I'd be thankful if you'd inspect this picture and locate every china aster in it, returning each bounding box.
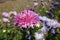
[14,8,40,28]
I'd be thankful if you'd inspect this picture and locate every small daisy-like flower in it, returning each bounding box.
[9,11,17,16]
[54,2,60,5]
[14,8,40,28]
[2,18,10,22]
[28,36,31,40]
[51,29,55,34]
[48,11,54,18]
[57,23,60,28]
[3,30,6,33]
[50,4,55,9]
[41,26,47,33]
[35,32,44,40]
[2,12,10,18]
[33,2,38,7]
[35,24,40,28]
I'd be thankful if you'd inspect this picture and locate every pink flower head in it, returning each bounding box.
[2,12,10,18]
[34,2,38,6]
[14,8,40,28]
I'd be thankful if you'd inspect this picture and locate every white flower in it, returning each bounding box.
[9,11,17,15]
[52,20,58,27]
[45,11,49,13]
[39,16,48,21]
[35,24,40,27]
[2,18,10,22]
[3,30,6,33]
[35,32,44,40]
[46,19,58,28]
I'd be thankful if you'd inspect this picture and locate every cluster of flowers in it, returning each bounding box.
[0,8,60,40]
[13,8,59,40]
[0,2,60,40]
[45,2,60,18]
[50,2,60,9]
[0,11,17,22]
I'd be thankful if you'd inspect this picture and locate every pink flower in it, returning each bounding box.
[34,2,38,6]
[57,23,60,28]
[2,12,10,18]
[14,8,40,28]
[2,18,10,22]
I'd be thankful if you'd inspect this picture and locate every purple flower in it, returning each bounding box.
[48,11,54,18]
[44,21,50,28]
[41,26,47,33]
[28,36,31,40]
[54,2,60,5]
[50,4,55,9]
[51,29,55,34]
[51,2,60,6]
